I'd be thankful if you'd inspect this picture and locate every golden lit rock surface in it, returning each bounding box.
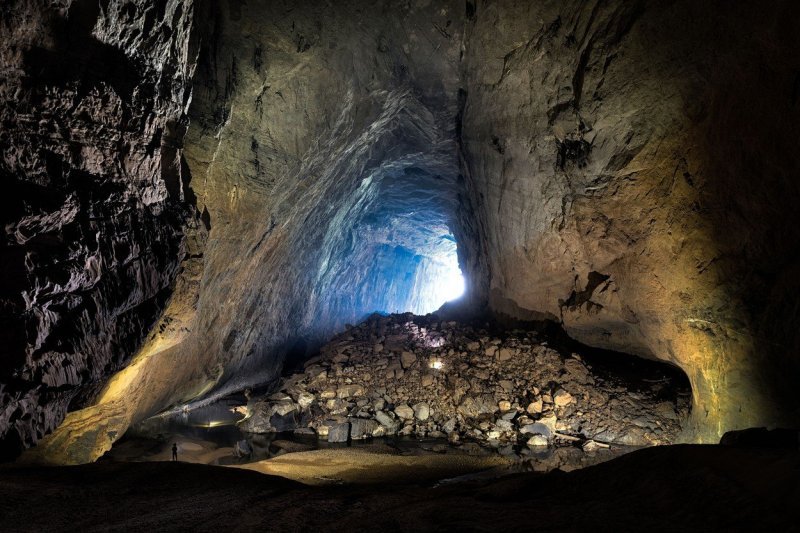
[14,0,800,464]
[459,0,800,440]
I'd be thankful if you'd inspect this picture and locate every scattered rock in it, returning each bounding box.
[400,351,417,369]
[327,423,350,443]
[240,313,689,455]
[394,404,415,420]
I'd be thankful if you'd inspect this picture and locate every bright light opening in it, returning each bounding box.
[440,270,465,302]
[407,232,466,314]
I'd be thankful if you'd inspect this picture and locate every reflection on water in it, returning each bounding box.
[110,396,445,466]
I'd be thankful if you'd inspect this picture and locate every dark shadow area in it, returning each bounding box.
[20,0,143,101]
[691,0,800,424]
[1,444,797,531]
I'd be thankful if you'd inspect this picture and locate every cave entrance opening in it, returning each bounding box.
[315,155,467,331]
[354,163,468,318]
[406,232,465,314]
[380,230,465,316]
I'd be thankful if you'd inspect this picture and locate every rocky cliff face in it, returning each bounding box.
[460,0,800,439]
[23,0,475,464]
[0,0,200,457]
[6,0,800,463]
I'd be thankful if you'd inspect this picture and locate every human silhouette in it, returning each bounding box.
[172,443,178,462]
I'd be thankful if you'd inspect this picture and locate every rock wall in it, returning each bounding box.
[9,0,800,463]
[0,0,200,458]
[460,0,800,439]
[25,0,475,464]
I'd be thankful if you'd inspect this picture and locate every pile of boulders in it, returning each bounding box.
[239,313,689,456]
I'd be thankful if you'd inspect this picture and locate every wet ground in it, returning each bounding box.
[3,444,798,532]
[103,394,640,488]
[102,314,690,482]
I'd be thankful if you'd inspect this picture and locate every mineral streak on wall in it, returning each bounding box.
[4,0,800,464]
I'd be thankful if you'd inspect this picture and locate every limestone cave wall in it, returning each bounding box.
[3,0,800,462]
[0,0,201,458]
[460,0,800,438]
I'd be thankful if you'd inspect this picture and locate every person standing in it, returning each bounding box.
[172,443,178,462]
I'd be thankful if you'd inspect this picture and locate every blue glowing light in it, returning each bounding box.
[405,232,465,314]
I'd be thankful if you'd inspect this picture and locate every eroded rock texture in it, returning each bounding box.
[6,0,800,463]
[0,0,199,457]
[460,0,800,439]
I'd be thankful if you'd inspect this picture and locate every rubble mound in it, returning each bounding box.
[241,314,690,455]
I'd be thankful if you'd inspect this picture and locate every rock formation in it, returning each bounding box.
[2,0,799,462]
[0,0,201,458]
[459,0,800,439]
[240,313,689,454]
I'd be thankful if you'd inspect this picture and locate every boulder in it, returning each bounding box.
[720,427,800,448]
[320,389,337,399]
[297,392,315,409]
[413,402,430,421]
[539,414,558,434]
[526,399,543,414]
[327,422,351,443]
[496,348,514,362]
[554,390,574,407]
[527,435,549,447]
[375,410,396,427]
[336,384,365,399]
[400,351,417,369]
[457,394,497,418]
[520,422,552,439]
[394,404,415,420]
[273,401,298,416]
[349,418,379,440]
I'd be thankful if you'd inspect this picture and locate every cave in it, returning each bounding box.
[1,0,799,530]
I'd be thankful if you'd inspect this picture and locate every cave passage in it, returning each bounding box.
[6,0,800,476]
[327,164,466,318]
[2,0,800,528]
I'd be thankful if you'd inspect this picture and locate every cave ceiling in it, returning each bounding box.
[2,0,800,463]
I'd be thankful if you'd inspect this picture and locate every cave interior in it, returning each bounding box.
[1,0,799,530]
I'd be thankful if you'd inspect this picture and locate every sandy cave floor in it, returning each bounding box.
[0,444,798,532]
